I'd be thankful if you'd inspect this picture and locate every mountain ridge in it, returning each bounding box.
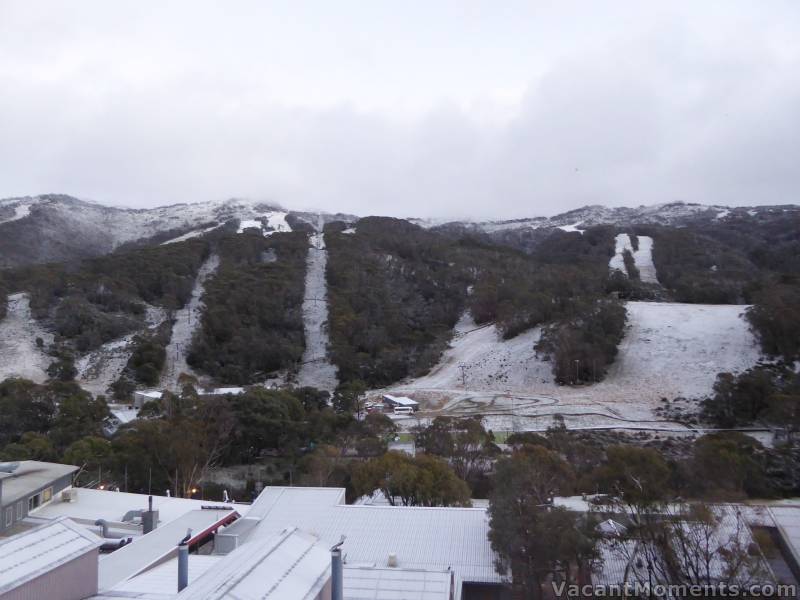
[1,193,798,268]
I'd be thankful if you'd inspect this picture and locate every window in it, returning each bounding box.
[15,501,23,519]
[5,507,12,527]
[28,494,41,512]
[42,487,53,503]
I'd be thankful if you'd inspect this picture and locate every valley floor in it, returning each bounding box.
[377,301,763,435]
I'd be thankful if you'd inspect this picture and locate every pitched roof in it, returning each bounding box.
[0,517,101,594]
[99,508,240,591]
[177,527,330,600]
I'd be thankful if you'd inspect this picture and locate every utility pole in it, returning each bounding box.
[458,364,468,387]
[574,359,580,384]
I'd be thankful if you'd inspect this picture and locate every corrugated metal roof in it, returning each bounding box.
[0,516,101,594]
[344,566,453,600]
[383,395,419,406]
[109,554,220,596]
[242,487,501,584]
[177,527,330,600]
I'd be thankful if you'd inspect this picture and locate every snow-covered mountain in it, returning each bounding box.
[1,194,797,267]
[414,202,800,234]
[0,195,356,267]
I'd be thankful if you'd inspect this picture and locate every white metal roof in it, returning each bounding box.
[177,527,330,599]
[383,395,419,406]
[344,566,453,600]
[99,508,240,591]
[241,486,500,584]
[0,517,101,594]
[109,554,220,597]
[35,487,249,526]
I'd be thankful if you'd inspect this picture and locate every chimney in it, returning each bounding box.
[142,495,159,534]
[177,528,192,592]
[331,538,345,600]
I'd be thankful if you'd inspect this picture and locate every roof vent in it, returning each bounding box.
[387,553,398,568]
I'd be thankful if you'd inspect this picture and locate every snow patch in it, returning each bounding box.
[397,313,551,392]
[631,236,659,284]
[0,202,32,225]
[76,334,136,396]
[265,211,290,234]
[608,233,659,284]
[557,221,584,234]
[0,293,54,383]
[160,254,220,390]
[297,226,338,391]
[236,212,291,236]
[608,233,633,274]
[161,224,221,245]
[76,304,168,396]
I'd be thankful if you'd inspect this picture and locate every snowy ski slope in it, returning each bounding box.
[0,293,54,383]
[608,233,660,284]
[382,302,761,431]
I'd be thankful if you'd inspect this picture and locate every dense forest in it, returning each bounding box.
[187,231,307,383]
[1,239,209,351]
[326,219,626,387]
[325,218,471,387]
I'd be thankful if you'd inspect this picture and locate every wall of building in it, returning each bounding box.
[0,473,74,534]
[2,549,98,600]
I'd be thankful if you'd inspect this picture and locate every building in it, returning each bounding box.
[0,461,78,535]
[92,486,480,599]
[132,390,163,409]
[381,395,419,412]
[133,387,246,409]
[0,516,102,600]
[0,466,507,599]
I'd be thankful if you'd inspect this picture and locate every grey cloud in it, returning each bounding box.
[0,1,798,219]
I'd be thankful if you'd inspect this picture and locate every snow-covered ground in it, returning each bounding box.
[397,313,551,393]
[609,233,633,273]
[608,233,660,284]
[297,220,338,391]
[0,293,54,383]
[379,302,762,433]
[557,221,584,234]
[597,302,760,401]
[160,254,220,390]
[630,235,659,284]
[0,201,32,225]
[161,224,221,245]
[75,305,167,396]
[76,334,137,396]
[236,211,291,236]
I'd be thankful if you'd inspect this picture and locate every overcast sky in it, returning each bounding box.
[1,1,798,219]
